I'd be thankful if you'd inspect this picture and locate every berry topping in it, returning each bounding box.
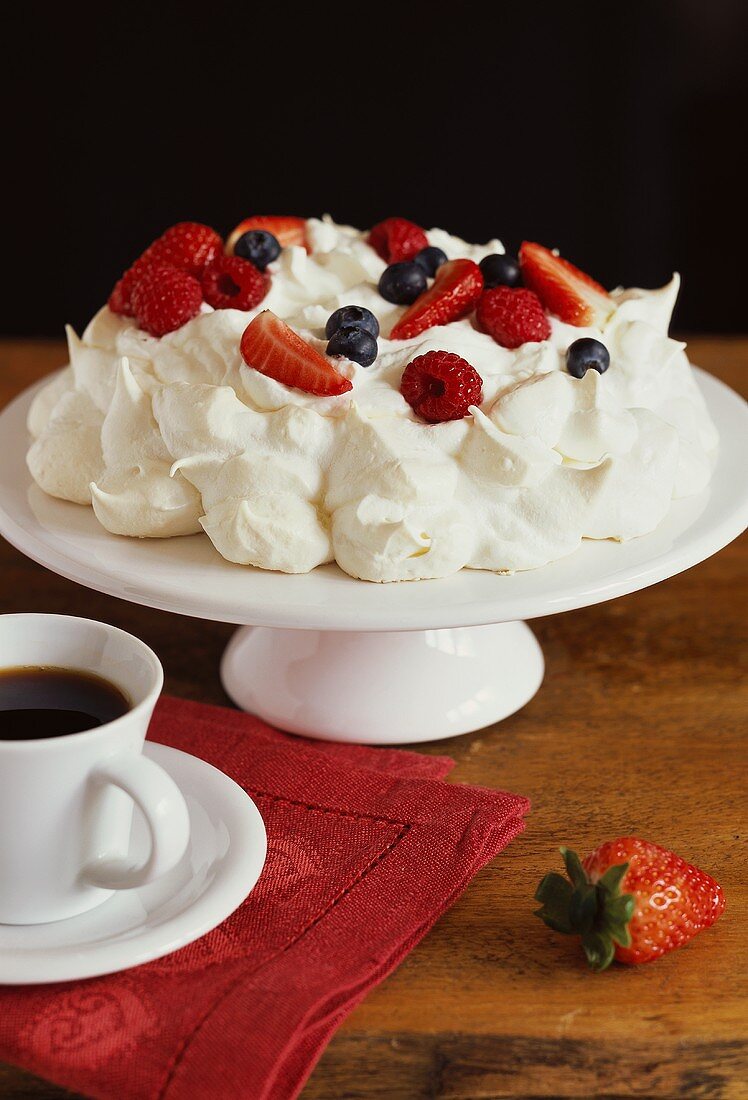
[476,286,551,349]
[234,229,281,272]
[226,215,307,254]
[479,252,521,289]
[108,222,222,316]
[378,262,428,305]
[414,246,448,277]
[368,217,429,263]
[535,838,725,971]
[566,337,610,378]
[108,276,134,316]
[390,258,484,341]
[519,241,613,327]
[326,326,378,368]
[200,255,268,311]
[131,264,204,338]
[400,350,483,423]
[325,305,380,340]
[240,310,353,397]
[146,222,222,277]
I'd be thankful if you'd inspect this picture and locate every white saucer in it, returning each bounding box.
[0,744,267,984]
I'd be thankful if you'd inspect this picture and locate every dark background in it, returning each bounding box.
[4,2,746,337]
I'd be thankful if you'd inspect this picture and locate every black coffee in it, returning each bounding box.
[0,666,130,740]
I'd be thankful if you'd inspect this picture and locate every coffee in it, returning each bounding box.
[0,666,130,740]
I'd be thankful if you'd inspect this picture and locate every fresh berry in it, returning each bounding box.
[226,215,307,254]
[567,337,610,378]
[131,265,203,337]
[535,838,725,971]
[327,326,378,368]
[241,310,352,397]
[390,259,483,340]
[378,262,427,305]
[234,229,281,272]
[414,246,448,277]
[145,222,222,277]
[325,305,380,340]
[519,241,613,327]
[479,252,521,288]
[108,264,147,316]
[108,276,133,315]
[200,255,268,311]
[108,222,221,316]
[476,286,551,349]
[400,350,483,423]
[368,217,429,263]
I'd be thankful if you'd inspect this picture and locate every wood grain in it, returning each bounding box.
[0,337,745,1099]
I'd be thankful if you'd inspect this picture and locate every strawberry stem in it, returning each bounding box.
[534,848,635,972]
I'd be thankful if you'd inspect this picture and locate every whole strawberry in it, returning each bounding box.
[535,838,725,970]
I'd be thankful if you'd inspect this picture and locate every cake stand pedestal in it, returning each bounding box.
[221,622,544,742]
[0,369,746,744]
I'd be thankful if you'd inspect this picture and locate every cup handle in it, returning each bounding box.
[81,753,191,889]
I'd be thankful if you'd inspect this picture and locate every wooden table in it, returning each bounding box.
[0,338,745,1099]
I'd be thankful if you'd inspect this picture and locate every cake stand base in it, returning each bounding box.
[220,621,545,744]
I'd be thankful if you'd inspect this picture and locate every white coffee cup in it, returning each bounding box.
[0,614,190,925]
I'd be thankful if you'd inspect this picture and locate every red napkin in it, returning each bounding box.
[0,696,529,1100]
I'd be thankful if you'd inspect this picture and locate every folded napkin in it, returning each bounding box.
[0,696,529,1100]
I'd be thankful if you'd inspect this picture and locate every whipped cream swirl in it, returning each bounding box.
[27,216,718,581]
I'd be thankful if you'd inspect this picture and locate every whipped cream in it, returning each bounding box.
[27,216,718,581]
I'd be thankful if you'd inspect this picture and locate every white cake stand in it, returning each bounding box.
[1,370,746,744]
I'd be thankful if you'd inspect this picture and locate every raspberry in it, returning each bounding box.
[108,222,221,316]
[400,350,483,423]
[148,222,222,277]
[108,264,147,316]
[476,286,551,349]
[201,255,268,311]
[368,217,429,263]
[131,264,203,337]
[108,275,133,315]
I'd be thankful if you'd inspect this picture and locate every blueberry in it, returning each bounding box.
[566,338,611,379]
[414,246,447,277]
[325,305,380,341]
[234,229,281,272]
[378,262,427,305]
[327,326,378,368]
[479,253,521,289]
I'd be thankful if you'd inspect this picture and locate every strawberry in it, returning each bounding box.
[108,222,221,316]
[226,215,308,254]
[368,217,429,263]
[535,838,725,970]
[131,264,203,337]
[390,259,484,341]
[240,310,353,397]
[519,241,613,328]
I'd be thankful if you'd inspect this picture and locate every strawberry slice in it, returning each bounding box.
[240,310,352,397]
[390,259,484,340]
[519,241,613,327]
[226,216,308,254]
